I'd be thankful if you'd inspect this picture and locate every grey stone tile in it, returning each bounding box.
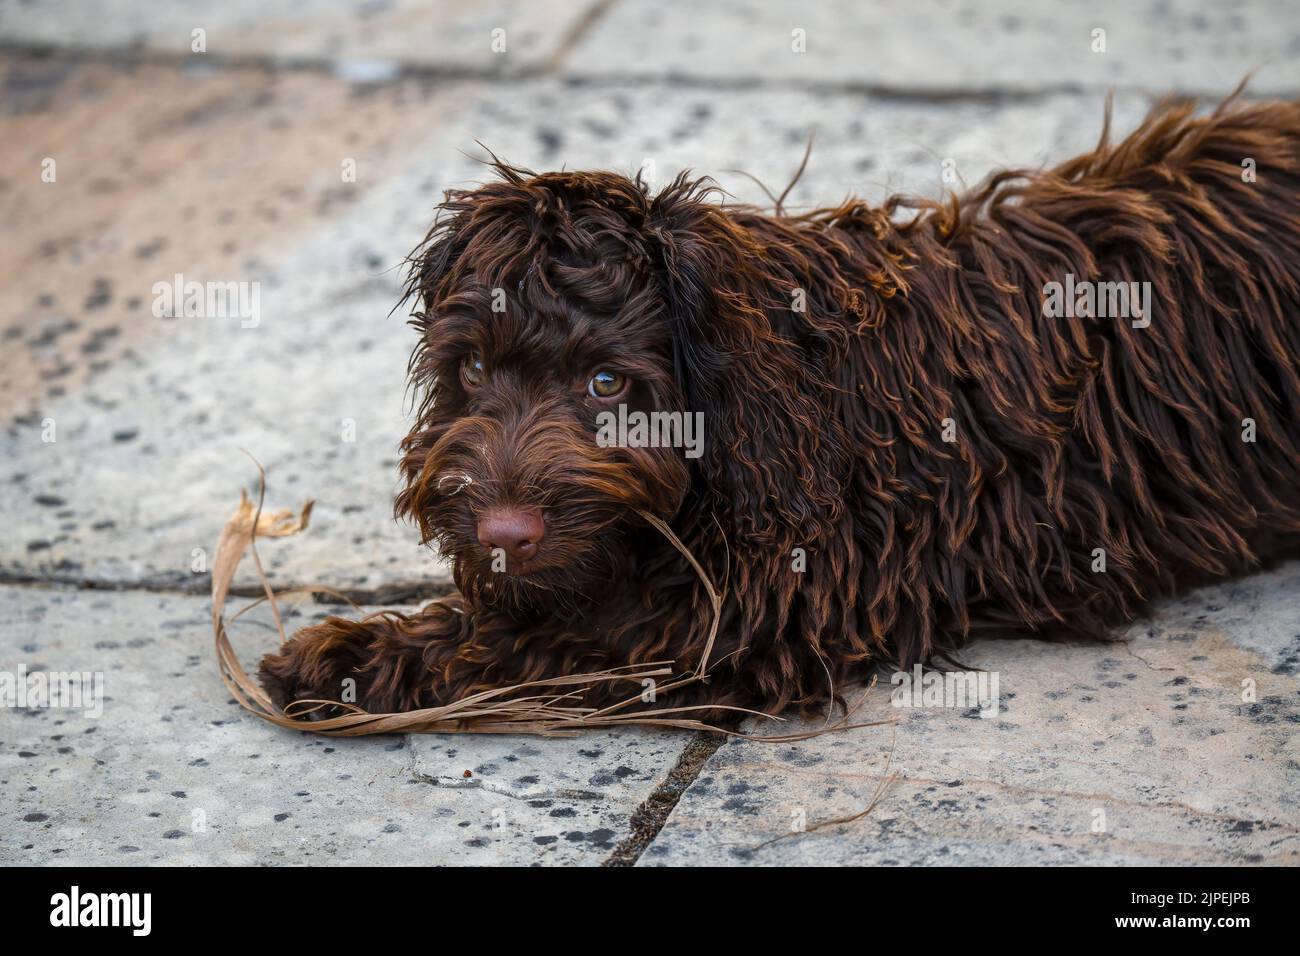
[0,0,599,73]
[0,584,691,865]
[569,0,1300,97]
[640,564,1300,865]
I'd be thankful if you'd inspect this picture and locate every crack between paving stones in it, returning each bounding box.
[540,0,618,75]
[0,571,456,605]
[0,42,1165,103]
[601,730,727,867]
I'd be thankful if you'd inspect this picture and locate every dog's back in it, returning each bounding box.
[757,95,1300,664]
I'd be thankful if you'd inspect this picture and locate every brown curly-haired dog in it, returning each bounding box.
[260,94,1300,720]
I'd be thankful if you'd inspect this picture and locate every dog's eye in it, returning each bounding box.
[461,355,485,388]
[587,370,627,399]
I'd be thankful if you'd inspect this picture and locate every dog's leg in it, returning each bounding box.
[258,588,755,721]
[258,598,472,717]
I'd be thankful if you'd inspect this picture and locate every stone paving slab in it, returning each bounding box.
[0,584,691,865]
[410,730,686,804]
[0,57,473,430]
[639,563,1300,865]
[0,0,599,73]
[571,0,1300,97]
[1,67,1153,594]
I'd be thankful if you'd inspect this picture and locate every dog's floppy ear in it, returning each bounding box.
[645,175,848,551]
[395,182,493,532]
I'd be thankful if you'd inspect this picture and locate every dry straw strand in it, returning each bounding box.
[212,465,893,741]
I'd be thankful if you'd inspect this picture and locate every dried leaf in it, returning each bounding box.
[212,463,893,741]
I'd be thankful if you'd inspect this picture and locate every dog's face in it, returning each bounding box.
[397,168,697,612]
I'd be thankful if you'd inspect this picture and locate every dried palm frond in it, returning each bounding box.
[212,465,891,740]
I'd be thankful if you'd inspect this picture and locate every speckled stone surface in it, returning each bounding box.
[572,0,1300,96]
[0,585,689,865]
[639,563,1300,865]
[0,0,598,73]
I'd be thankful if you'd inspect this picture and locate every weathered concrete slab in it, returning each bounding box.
[1170,564,1300,677]
[640,563,1300,865]
[1,67,1153,593]
[1,272,445,595]
[570,0,1300,97]
[0,0,599,73]
[0,584,691,864]
[0,56,473,429]
[410,730,684,804]
[11,0,1296,98]
[0,57,486,594]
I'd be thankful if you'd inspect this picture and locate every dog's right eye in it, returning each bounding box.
[461,355,485,388]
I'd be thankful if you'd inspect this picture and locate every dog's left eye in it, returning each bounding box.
[587,370,628,399]
[461,354,486,388]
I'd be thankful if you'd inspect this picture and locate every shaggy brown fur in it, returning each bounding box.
[260,94,1300,720]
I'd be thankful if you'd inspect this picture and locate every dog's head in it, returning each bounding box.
[397,161,849,613]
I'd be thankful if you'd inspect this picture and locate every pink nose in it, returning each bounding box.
[476,509,545,564]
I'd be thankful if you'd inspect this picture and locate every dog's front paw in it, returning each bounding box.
[258,619,372,721]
